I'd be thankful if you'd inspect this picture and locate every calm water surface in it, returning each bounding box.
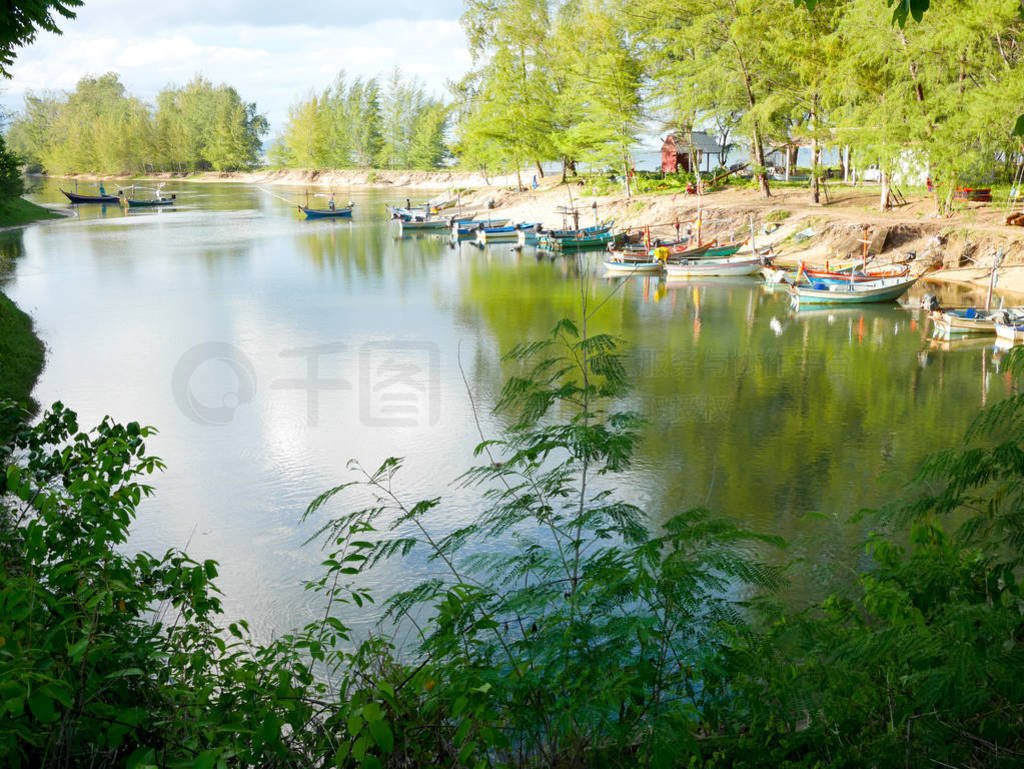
[1,178,1008,639]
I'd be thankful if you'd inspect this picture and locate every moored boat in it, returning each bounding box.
[802,264,910,284]
[931,307,1024,337]
[538,231,617,251]
[789,275,919,305]
[603,259,664,274]
[61,188,120,204]
[995,321,1024,344]
[299,203,354,219]
[476,224,541,245]
[125,195,176,208]
[664,255,764,278]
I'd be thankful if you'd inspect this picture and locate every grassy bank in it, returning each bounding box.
[0,196,62,227]
[0,290,44,414]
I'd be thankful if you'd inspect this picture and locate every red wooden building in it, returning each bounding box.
[661,132,723,174]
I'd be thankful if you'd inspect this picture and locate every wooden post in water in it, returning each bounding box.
[986,250,1004,311]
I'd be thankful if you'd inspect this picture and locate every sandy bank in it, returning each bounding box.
[49,167,525,191]
[50,168,1024,296]
[466,180,1024,298]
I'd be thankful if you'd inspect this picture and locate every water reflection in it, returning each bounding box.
[6,179,1013,641]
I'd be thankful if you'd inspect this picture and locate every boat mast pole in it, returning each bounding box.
[986,250,1004,311]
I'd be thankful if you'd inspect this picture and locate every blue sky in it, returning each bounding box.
[1,1,471,134]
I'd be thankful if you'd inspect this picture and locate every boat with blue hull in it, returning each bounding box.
[789,275,919,306]
[298,203,354,219]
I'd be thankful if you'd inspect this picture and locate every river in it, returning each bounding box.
[0,178,1006,640]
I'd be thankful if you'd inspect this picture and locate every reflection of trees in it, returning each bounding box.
[459,264,1008,603]
[0,228,25,287]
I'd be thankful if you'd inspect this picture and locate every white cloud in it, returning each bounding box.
[1,5,471,134]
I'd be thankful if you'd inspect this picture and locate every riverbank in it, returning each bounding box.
[459,180,1024,297]
[49,167,524,191]
[0,290,44,414]
[49,169,1024,295]
[0,196,63,228]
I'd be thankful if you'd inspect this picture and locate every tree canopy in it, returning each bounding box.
[0,0,82,78]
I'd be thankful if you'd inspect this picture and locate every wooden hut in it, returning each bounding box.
[661,132,723,174]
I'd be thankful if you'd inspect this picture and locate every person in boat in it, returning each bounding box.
[328,195,335,211]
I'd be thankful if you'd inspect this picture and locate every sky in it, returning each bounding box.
[1,0,472,135]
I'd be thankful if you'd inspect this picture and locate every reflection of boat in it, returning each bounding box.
[789,275,919,305]
[665,275,763,291]
[927,335,996,352]
[665,255,763,278]
[61,188,120,204]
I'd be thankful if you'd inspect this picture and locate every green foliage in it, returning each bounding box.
[0,0,81,77]
[271,68,447,170]
[7,74,268,174]
[0,135,24,199]
[0,291,44,434]
[6,298,1024,767]
[305,317,784,766]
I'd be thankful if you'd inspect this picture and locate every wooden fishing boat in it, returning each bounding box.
[397,217,449,232]
[789,275,919,305]
[545,222,614,239]
[538,231,616,251]
[802,264,910,284]
[995,321,1024,344]
[658,241,719,262]
[476,224,540,245]
[299,203,354,219]
[451,220,510,237]
[125,195,176,208]
[931,307,1024,336]
[603,259,664,274]
[700,242,744,258]
[61,188,120,204]
[664,255,764,278]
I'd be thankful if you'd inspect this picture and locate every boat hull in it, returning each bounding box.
[603,260,663,274]
[299,205,353,219]
[125,197,175,208]
[539,233,616,251]
[789,276,919,305]
[61,189,119,204]
[995,322,1024,343]
[665,256,763,278]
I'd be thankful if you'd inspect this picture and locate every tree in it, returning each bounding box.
[0,0,82,77]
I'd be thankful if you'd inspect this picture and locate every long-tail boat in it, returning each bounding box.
[789,275,919,306]
[61,188,120,204]
[299,203,354,219]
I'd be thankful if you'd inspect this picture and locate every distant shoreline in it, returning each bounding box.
[40,168,518,191]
